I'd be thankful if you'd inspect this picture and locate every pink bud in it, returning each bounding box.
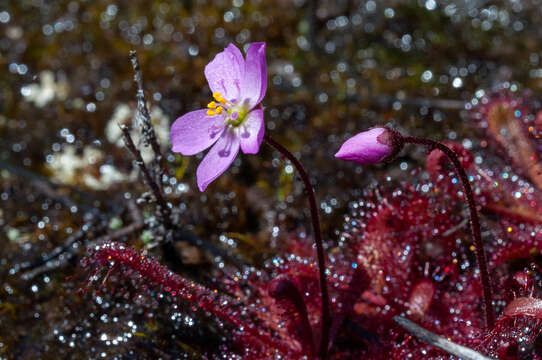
[335,127,402,164]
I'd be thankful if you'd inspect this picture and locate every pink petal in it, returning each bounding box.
[170,109,226,156]
[196,130,240,191]
[238,108,265,154]
[204,44,245,101]
[241,42,267,109]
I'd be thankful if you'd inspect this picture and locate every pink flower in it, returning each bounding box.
[335,127,402,164]
[170,43,267,191]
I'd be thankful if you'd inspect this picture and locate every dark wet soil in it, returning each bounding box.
[2,1,542,358]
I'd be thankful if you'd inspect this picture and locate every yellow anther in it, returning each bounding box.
[207,101,217,109]
[206,109,216,116]
[212,92,227,104]
[215,106,223,114]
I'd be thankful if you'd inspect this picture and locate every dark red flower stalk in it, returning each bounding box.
[264,134,331,359]
[400,134,495,328]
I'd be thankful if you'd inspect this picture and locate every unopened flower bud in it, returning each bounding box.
[334,127,404,164]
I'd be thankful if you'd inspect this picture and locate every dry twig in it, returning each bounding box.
[120,124,173,228]
[129,50,168,178]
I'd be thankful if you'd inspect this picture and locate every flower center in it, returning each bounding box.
[206,92,248,127]
[227,106,247,127]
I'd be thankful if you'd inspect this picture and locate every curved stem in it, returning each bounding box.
[264,134,330,359]
[403,136,495,328]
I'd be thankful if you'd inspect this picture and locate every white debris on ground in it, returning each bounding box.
[46,145,136,190]
[45,103,169,190]
[21,71,69,107]
[105,103,170,163]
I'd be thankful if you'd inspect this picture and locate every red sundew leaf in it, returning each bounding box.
[81,243,298,358]
[348,186,463,305]
[470,89,542,192]
[503,297,542,319]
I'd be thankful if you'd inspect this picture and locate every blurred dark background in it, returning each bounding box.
[1,0,542,358]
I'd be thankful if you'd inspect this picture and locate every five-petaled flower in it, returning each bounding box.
[170,42,267,191]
